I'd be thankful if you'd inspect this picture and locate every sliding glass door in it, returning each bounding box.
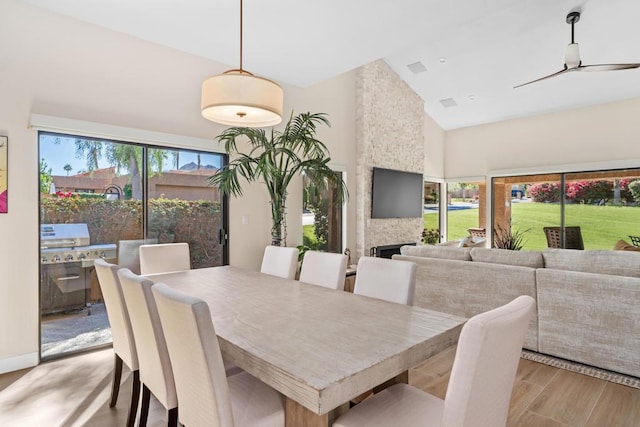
[39,132,227,359]
[492,168,640,250]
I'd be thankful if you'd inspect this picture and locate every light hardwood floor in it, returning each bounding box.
[1,346,639,426]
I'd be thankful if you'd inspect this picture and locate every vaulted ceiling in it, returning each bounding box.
[20,0,640,130]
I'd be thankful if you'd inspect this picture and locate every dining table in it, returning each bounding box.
[145,265,466,427]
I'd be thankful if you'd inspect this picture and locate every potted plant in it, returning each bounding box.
[421,228,440,245]
[209,112,347,246]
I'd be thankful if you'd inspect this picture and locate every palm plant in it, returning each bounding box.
[209,112,347,246]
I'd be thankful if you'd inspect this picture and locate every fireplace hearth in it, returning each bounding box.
[369,242,416,259]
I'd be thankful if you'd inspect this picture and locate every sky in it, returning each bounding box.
[39,134,222,176]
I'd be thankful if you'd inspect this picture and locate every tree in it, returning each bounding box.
[40,159,53,194]
[209,112,347,246]
[63,164,73,176]
[75,139,103,171]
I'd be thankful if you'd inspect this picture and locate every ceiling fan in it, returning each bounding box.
[514,11,640,88]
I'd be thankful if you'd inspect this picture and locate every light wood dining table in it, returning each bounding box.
[146,265,466,427]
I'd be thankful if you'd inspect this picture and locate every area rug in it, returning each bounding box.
[521,350,640,389]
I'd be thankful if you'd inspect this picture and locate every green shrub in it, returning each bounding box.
[41,197,222,268]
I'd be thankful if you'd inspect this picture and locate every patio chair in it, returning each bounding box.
[543,226,584,250]
[467,227,486,239]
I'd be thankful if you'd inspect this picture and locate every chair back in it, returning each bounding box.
[543,226,584,250]
[299,251,348,290]
[260,245,298,280]
[94,259,138,370]
[118,269,177,409]
[152,283,234,427]
[442,295,535,427]
[354,257,416,305]
[117,239,158,274]
[139,242,191,275]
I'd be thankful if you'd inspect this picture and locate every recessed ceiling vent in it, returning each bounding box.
[440,98,458,108]
[407,61,427,74]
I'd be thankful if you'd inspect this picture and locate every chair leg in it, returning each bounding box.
[167,407,178,427]
[139,384,151,427]
[109,354,123,407]
[126,370,140,427]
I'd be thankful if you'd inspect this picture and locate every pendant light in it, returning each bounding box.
[201,0,283,127]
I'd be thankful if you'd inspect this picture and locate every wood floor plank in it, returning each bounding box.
[515,358,559,387]
[585,382,640,427]
[512,410,572,427]
[527,369,606,426]
[507,380,544,426]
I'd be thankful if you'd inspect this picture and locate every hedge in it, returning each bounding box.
[41,196,223,268]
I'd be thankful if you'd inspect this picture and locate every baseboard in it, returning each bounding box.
[0,352,39,374]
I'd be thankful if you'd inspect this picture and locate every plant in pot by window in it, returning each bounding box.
[209,112,347,246]
[421,228,440,245]
[493,220,530,251]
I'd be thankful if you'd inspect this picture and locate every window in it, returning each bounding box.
[492,168,640,250]
[422,181,441,242]
[302,170,344,253]
[446,180,485,241]
[39,132,227,359]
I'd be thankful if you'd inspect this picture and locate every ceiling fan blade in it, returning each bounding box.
[576,63,640,72]
[514,67,569,89]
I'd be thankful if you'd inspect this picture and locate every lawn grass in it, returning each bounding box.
[303,224,319,249]
[424,202,640,250]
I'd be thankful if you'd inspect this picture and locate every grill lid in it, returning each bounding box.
[40,224,90,248]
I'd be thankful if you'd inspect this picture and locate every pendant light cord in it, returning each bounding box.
[239,0,243,72]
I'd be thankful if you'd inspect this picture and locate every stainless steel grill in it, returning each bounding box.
[40,224,116,315]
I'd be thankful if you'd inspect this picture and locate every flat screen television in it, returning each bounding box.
[371,167,423,218]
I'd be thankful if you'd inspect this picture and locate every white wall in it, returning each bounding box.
[445,97,640,177]
[0,0,356,371]
[424,113,445,179]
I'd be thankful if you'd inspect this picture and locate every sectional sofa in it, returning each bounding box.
[393,245,640,378]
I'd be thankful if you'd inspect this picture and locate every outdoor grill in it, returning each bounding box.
[40,223,116,315]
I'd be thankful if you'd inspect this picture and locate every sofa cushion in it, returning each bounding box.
[399,245,471,261]
[537,268,640,376]
[470,248,544,268]
[394,255,538,351]
[542,248,640,278]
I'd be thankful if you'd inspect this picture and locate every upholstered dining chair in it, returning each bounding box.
[260,245,298,280]
[118,268,178,427]
[94,259,140,427]
[353,257,417,305]
[152,283,285,427]
[299,250,349,290]
[333,295,535,427]
[139,242,191,275]
[117,238,158,274]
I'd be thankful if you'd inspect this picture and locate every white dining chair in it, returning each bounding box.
[118,268,178,427]
[299,250,348,290]
[152,283,285,427]
[333,295,535,427]
[94,259,140,427]
[353,257,417,305]
[117,238,158,274]
[139,242,190,275]
[260,245,298,280]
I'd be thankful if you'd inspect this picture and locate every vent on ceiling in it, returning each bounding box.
[407,61,427,74]
[439,98,457,108]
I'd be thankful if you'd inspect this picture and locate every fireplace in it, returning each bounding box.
[369,242,416,258]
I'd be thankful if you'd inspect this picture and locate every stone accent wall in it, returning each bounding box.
[355,60,425,258]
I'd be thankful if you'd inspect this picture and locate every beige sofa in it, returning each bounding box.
[393,245,640,378]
